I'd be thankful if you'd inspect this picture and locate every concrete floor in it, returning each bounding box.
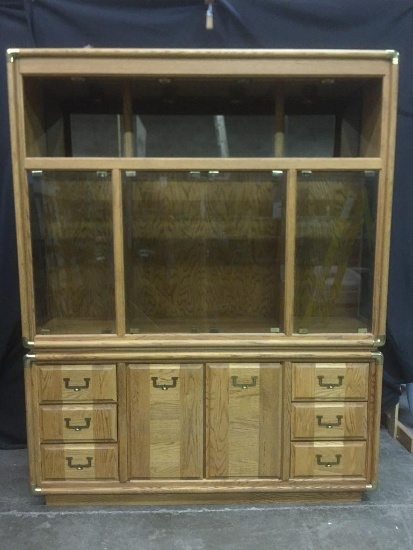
[0,427,412,549]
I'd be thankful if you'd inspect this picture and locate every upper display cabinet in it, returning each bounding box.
[7,48,398,341]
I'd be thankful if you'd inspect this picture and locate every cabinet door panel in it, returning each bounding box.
[127,364,203,479]
[206,363,282,478]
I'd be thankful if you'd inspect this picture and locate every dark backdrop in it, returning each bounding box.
[1,0,413,445]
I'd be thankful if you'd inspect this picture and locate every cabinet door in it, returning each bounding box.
[206,363,282,478]
[127,364,203,479]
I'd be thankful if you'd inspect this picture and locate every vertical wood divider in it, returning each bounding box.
[281,361,292,481]
[123,81,134,157]
[368,356,383,485]
[8,66,36,339]
[117,362,128,483]
[274,84,285,157]
[112,169,126,336]
[284,170,297,336]
[372,65,398,336]
[24,360,38,488]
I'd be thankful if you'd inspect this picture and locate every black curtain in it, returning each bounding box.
[1,0,413,445]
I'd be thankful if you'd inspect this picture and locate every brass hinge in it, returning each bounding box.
[7,48,20,63]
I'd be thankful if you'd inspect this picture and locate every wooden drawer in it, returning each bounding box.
[38,364,117,402]
[40,404,117,442]
[292,362,369,400]
[291,442,366,478]
[291,402,367,440]
[41,444,118,480]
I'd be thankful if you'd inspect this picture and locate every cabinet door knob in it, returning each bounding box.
[63,377,91,392]
[66,456,93,470]
[317,375,344,389]
[151,376,178,390]
[316,414,343,428]
[231,376,258,389]
[316,454,342,468]
[64,417,92,431]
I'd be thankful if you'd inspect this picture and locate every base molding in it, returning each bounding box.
[45,491,363,506]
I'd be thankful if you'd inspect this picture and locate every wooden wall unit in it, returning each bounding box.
[7,48,398,505]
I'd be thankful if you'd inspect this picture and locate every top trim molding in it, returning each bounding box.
[7,47,397,61]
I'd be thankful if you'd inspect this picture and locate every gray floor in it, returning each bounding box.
[0,427,412,549]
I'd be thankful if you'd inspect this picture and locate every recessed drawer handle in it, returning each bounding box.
[316,454,342,468]
[64,417,92,431]
[316,415,343,428]
[66,456,93,470]
[63,377,91,392]
[317,375,344,389]
[231,376,258,389]
[151,376,178,390]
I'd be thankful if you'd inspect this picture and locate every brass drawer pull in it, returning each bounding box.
[316,454,342,468]
[63,377,91,392]
[151,376,178,390]
[231,376,258,389]
[64,417,92,431]
[317,375,344,389]
[316,415,343,429]
[66,456,93,470]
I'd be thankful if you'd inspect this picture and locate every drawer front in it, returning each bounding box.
[41,444,118,480]
[291,442,366,478]
[40,404,117,442]
[38,364,117,402]
[291,402,367,440]
[292,362,369,400]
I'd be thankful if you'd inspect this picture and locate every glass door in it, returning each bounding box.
[294,170,378,333]
[28,170,116,335]
[123,170,286,334]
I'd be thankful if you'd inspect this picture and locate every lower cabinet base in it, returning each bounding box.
[44,491,364,506]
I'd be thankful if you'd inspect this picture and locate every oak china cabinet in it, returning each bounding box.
[7,48,398,504]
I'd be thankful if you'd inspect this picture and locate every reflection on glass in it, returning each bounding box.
[123,171,286,333]
[134,115,275,158]
[28,171,115,334]
[294,171,377,333]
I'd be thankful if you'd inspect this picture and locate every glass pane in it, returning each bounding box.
[123,171,286,333]
[28,170,115,334]
[294,171,377,333]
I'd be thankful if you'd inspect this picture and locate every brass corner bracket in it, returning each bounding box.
[386,50,400,65]
[23,337,35,350]
[7,48,20,63]
[24,354,36,368]
[371,351,383,366]
[373,334,386,348]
